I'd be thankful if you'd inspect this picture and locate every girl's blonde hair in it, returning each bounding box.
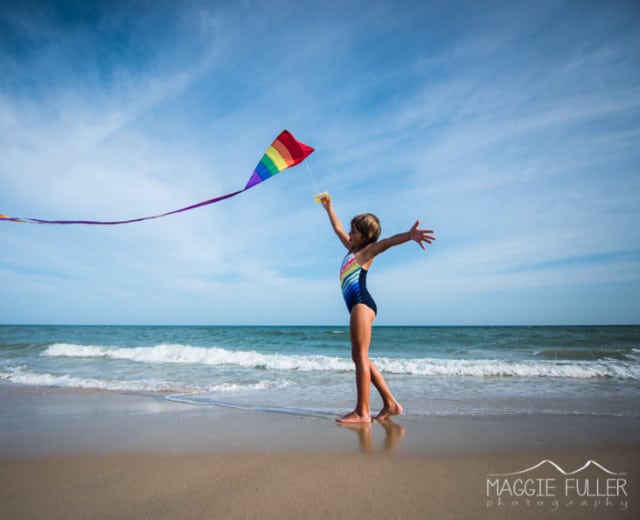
[351,213,381,247]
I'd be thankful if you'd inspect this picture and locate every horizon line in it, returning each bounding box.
[1,323,639,328]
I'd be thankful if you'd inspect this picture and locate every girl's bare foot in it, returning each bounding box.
[374,401,403,421]
[336,410,372,423]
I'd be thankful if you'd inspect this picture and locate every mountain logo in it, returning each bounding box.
[488,459,627,477]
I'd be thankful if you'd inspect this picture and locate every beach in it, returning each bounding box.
[2,325,639,518]
[1,385,638,519]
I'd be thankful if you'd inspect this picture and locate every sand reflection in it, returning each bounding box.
[338,418,406,453]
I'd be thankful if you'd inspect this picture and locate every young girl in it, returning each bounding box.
[321,195,436,423]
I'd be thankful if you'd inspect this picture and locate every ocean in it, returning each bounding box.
[1,325,639,418]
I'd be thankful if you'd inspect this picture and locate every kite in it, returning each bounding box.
[0,130,314,225]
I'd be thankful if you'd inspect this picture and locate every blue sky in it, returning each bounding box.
[1,0,639,325]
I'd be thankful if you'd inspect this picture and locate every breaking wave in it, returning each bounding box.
[41,343,640,380]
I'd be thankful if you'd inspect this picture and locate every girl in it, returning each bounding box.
[321,195,436,423]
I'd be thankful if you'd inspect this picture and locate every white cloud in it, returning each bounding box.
[1,0,639,325]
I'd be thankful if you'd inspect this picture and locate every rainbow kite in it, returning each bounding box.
[0,130,314,225]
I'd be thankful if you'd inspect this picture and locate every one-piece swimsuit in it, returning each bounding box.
[339,252,377,314]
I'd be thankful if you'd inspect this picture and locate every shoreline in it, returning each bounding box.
[2,384,640,457]
[1,385,638,519]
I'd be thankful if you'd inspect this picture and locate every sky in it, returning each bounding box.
[1,0,639,326]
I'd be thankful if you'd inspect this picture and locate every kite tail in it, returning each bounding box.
[0,190,244,225]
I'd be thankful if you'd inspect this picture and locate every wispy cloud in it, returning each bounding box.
[1,0,639,324]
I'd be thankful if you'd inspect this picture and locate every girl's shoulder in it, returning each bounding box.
[353,245,376,269]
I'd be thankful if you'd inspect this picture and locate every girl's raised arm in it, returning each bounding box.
[358,220,435,264]
[321,195,350,249]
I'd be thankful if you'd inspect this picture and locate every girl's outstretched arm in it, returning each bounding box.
[358,220,435,264]
[321,195,350,249]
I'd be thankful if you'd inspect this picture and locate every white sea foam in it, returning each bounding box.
[375,357,640,380]
[41,343,640,380]
[205,380,291,393]
[0,366,291,393]
[43,343,354,372]
[0,366,177,392]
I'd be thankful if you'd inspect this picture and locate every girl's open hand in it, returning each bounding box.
[410,220,436,250]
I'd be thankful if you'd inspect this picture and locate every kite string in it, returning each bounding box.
[304,159,322,194]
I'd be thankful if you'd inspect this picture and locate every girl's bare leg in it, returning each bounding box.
[337,305,403,422]
[369,361,403,420]
[337,304,375,423]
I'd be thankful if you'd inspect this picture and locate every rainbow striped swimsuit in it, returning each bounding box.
[339,253,377,314]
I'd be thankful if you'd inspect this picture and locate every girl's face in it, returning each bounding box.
[349,226,364,248]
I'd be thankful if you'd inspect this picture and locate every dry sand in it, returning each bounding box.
[1,449,636,519]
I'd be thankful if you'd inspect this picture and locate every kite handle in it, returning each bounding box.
[313,190,330,203]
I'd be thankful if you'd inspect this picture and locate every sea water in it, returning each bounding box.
[1,325,639,417]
